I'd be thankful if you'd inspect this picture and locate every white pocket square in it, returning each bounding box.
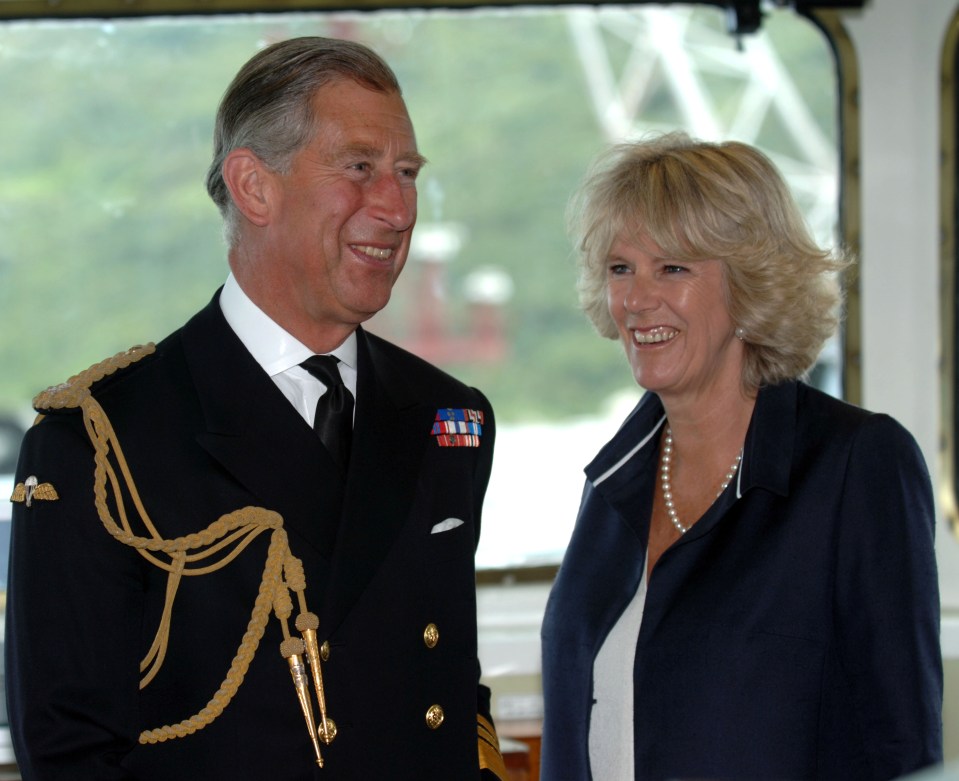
[431,517,465,534]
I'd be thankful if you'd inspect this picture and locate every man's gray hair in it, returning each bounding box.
[205,36,401,246]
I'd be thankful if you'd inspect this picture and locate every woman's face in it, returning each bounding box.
[605,234,745,407]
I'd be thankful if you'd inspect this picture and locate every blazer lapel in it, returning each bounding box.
[585,383,797,554]
[585,393,665,544]
[322,329,434,634]
[181,294,344,558]
[738,380,795,498]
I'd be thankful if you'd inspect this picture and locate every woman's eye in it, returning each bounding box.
[608,263,630,275]
[663,264,687,274]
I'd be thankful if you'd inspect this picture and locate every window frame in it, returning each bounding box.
[941,5,959,536]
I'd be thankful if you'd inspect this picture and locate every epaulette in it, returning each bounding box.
[33,343,156,412]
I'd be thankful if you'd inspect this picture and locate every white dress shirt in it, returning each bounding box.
[218,273,357,427]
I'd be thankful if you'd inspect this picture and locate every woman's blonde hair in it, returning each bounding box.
[568,131,850,390]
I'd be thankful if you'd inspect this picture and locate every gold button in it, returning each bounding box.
[423,623,439,649]
[320,641,330,662]
[317,717,337,745]
[425,704,445,730]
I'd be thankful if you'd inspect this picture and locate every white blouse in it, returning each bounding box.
[588,551,650,780]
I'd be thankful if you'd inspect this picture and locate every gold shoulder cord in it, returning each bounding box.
[34,345,335,767]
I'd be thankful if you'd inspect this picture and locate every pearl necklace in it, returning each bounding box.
[660,427,743,535]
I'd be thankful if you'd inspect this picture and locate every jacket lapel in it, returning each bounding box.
[738,380,795,498]
[585,393,665,544]
[668,382,794,543]
[322,329,435,634]
[572,383,801,649]
[181,293,344,559]
[585,382,797,552]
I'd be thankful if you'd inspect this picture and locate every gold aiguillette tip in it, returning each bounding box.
[280,638,324,767]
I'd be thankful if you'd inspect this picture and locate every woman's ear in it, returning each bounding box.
[221,148,273,227]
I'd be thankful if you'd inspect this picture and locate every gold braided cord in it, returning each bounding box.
[139,553,185,689]
[274,553,316,647]
[274,557,296,639]
[33,344,156,412]
[38,344,319,745]
[139,529,289,743]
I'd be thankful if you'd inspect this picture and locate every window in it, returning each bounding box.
[0,5,840,576]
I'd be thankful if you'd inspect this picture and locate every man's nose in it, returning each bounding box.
[368,174,416,232]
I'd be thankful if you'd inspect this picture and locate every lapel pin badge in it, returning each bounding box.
[11,476,60,508]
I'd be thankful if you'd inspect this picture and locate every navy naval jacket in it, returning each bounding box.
[6,292,502,780]
[541,380,942,781]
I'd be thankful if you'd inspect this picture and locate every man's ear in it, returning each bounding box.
[222,148,273,227]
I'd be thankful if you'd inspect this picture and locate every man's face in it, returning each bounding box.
[260,79,423,339]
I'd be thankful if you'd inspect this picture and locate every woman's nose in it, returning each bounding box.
[623,277,656,314]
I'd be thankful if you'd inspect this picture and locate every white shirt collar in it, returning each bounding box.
[219,273,357,377]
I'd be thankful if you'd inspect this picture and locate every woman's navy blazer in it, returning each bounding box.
[541,380,942,781]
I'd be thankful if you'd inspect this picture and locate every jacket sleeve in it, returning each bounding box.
[478,685,508,780]
[834,413,942,778]
[6,413,143,780]
[470,394,507,781]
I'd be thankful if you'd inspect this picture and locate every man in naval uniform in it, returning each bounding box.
[5,36,506,781]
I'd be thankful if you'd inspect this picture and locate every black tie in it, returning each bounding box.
[301,355,354,471]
